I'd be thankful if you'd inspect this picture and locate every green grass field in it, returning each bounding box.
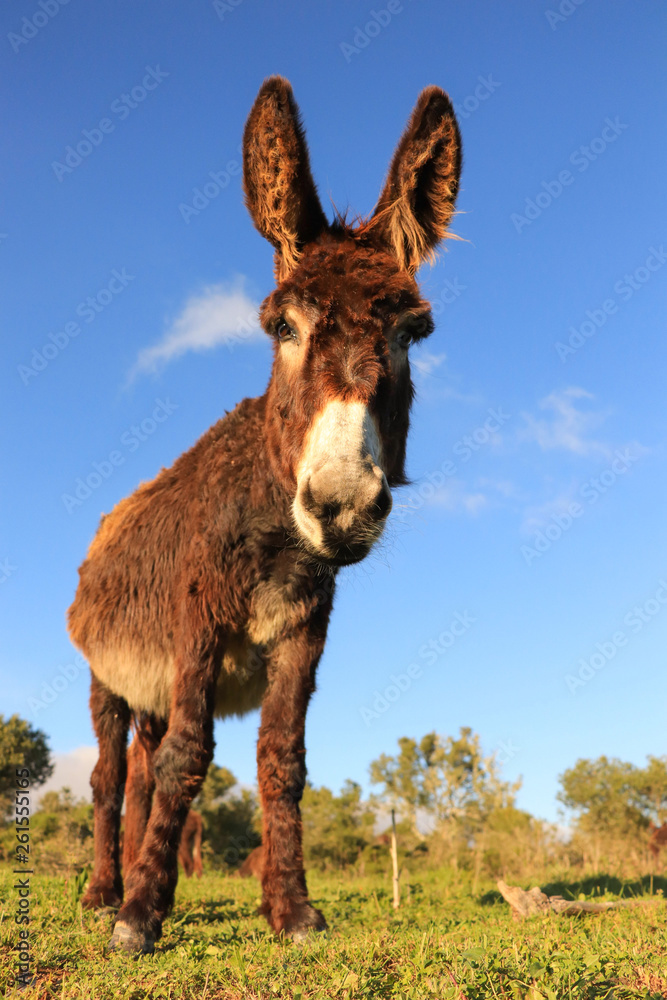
[1,867,666,999]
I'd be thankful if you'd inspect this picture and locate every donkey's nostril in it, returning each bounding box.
[300,481,316,514]
[370,483,392,521]
[320,501,341,523]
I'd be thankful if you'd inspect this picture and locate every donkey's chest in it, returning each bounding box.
[214,573,321,718]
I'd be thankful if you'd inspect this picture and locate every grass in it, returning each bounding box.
[1,866,667,999]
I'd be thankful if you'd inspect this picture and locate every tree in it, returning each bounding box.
[423,727,521,837]
[38,787,82,814]
[301,780,374,869]
[193,763,260,868]
[557,756,647,838]
[370,728,521,842]
[635,756,667,824]
[558,755,667,838]
[369,736,432,839]
[0,714,54,821]
[194,762,236,810]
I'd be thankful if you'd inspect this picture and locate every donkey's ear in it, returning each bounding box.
[243,76,328,280]
[370,87,462,273]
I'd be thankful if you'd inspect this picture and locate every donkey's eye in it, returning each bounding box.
[395,329,413,349]
[276,319,297,343]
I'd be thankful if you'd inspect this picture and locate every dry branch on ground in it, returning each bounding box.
[497,879,662,919]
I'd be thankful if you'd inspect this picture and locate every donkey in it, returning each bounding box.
[649,821,667,863]
[177,809,204,879]
[68,75,461,953]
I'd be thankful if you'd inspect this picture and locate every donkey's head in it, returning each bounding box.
[243,77,461,566]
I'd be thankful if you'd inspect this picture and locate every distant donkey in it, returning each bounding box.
[177,809,204,879]
[648,821,667,863]
[68,75,461,953]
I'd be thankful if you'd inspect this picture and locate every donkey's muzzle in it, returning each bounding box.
[294,460,392,566]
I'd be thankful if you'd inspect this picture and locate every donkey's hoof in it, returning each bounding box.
[290,924,328,944]
[285,904,328,943]
[108,920,155,955]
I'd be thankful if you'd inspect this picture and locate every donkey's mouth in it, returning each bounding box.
[297,524,385,568]
[309,541,372,568]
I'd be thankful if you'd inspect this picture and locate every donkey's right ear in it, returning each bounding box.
[243,77,328,281]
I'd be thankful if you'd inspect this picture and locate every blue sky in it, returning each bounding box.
[2,0,666,825]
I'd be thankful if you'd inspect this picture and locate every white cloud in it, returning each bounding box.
[410,351,484,405]
[478,478,522,500]
[130,278,261,378]
[518,387,611,457]
[412,351,447,376]
[519,485,580,535]
[37,746,97,805]
[428,478,488,514]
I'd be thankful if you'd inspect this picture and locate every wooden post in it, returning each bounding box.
[390,809,400,910]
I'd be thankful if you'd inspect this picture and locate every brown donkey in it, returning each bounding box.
[649,821,667,863]
[68,76,461,953]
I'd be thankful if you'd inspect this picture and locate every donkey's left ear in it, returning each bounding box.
[243,76,328,281]
[370,87,462,273]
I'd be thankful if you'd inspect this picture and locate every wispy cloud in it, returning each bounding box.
[519,485,580,535]
[411,352,484,405]
[129,278,261,379]
[428,478,488,514]
[478,477,522,500]
[518,387,611,457]
[412,350,447,376]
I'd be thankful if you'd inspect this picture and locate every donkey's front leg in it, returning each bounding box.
[109,645,218,954]
[257,629,327,940]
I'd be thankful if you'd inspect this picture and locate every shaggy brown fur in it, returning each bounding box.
[119,808,203,879]
[120,718,203,879]
[178,809,204,878]
[649,821,667,861]
[69,75,461,953]
[236,844,264,880]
